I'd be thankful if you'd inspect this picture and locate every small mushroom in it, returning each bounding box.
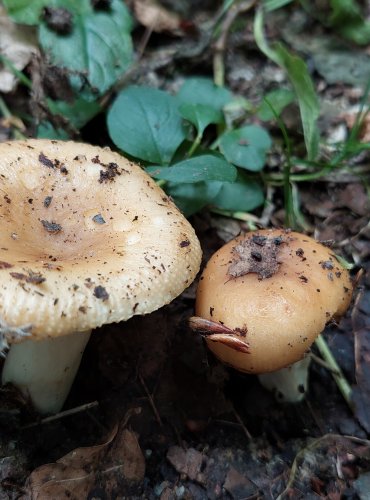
[0,139,202,413]
[191,229,352,403]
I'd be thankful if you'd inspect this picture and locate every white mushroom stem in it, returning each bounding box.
[2,330,91,414]
[257,356,311,403]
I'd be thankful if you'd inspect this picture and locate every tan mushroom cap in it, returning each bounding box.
[0,139,201,339]
[195,229,352,373]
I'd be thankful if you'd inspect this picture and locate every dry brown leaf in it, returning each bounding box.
[343,109,370,143]
[25,414,145,499]
[0,6,38,92]
[166,446,204,482]
[132,0,181,34]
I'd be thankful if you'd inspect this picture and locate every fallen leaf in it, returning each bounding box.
[223,467,257,499]
[132,0,181,34]
[166,446,204,482]
[0,6,38,92]
[25,410,145,498]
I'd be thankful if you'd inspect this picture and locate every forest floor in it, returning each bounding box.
[1,1,370,499]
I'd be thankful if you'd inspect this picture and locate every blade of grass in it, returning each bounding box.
[254,8,320,160]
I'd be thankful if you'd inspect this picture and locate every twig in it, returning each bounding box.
[277,433,370,499]
[314,334,353,410]
[232,407,253,440]
[309,352,340,374]
[22,401,99,428]
[213,0,256,87]
[138,372,163,427]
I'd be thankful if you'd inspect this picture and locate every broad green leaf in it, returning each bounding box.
[212,173,265,212]
[254,9,320,160]
[39,0,133,95]
[47,97,100,129]
[146,155,237,183]
[257,88,295,121]
[177,78,232,112]
[166,181,222,216]
[2,0,48,24]
[179,104,223,135]
[107,86,186,164]
[219,126,271,171]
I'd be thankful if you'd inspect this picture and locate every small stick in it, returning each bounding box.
[138,372,163,427]
[232,407,253,440]
[213,0,256,87]
[22,401,99,428]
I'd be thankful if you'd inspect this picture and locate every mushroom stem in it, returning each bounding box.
[2,330,91,414]
[257,356,311,403]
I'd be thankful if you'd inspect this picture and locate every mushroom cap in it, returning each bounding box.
[0,139,201,339]
[195,229,352,373]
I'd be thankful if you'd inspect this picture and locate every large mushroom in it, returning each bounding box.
[191,228,352,402]
[0,139,202,413]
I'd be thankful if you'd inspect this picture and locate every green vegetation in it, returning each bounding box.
[1,0,369,226]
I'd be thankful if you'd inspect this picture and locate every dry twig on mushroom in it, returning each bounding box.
[0,139,202,413]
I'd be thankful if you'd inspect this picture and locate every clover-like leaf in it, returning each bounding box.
[219,126,272,171]
[146,155,237,183]
[177,78,232,112]
[212,172,264,212]
[107,86,186,164]
[166,181,222,216]
[179,103,223,135]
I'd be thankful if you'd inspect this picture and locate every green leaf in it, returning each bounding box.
[219,125,272,171]
[177,78,232,112]
[257,88,295,121]
[47,97,100,129]
[39,0,133,95]
[166,181,222,216]
[254,9,320,160]
[212,172,265,212]
[37,97,101,139]
[263,0,294,11]
[2,0,48,24]
[179,104,223,135]
[107,86,186,164]
[146,155,237,183]
[37,122,70,139]
[329,0,370,45]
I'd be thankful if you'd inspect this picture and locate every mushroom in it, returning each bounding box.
[190,228,352,402]
[0,139,202,413]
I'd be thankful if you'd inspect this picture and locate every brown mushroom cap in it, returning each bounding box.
[195,229,352,373]
[0,139,201,339]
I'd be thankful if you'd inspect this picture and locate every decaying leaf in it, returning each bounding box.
[132,0,181,34]
[167,446,204,482]
[25,411,145,498]
[344,109,370,143]
[0,6,38,92]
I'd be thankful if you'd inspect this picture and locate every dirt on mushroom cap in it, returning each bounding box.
[195,229,352,373]
[0,139,202,339]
